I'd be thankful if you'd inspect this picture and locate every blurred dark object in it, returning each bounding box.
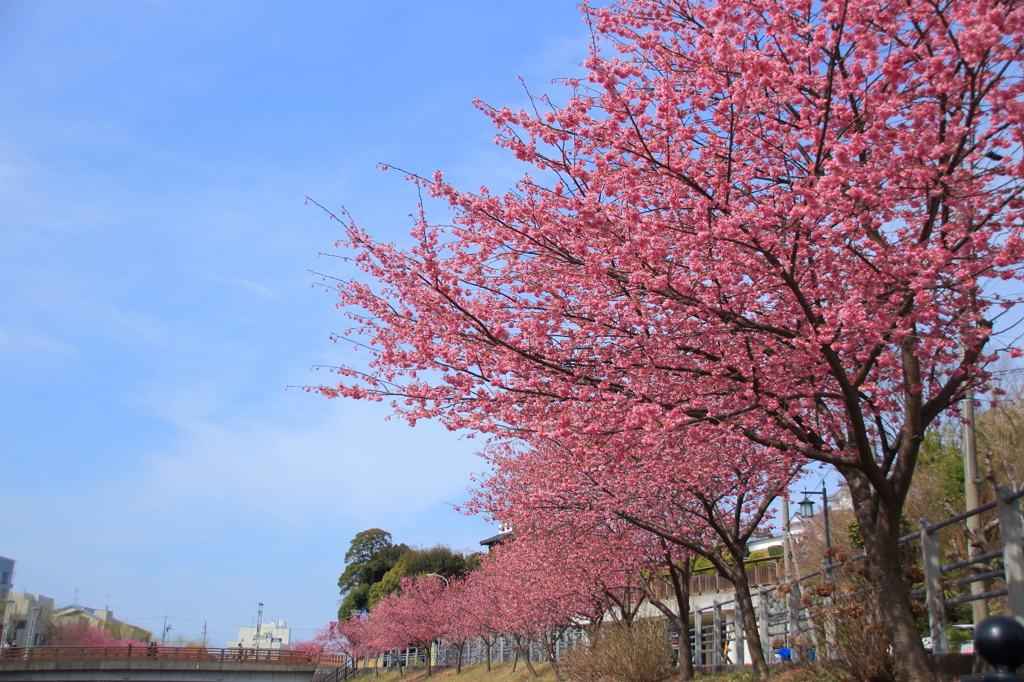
[961,616,1024,682]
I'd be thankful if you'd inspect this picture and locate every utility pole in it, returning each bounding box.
[161,614,168,645]
[782,497,794,580]
[202,621,208,648]
[962,386,988,626]
[25,606,39,647]
[255,603,264,652]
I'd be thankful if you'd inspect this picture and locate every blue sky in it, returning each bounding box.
[0,0,591,645]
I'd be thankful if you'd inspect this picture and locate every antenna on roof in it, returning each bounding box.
[105,595,112,610]
[74,587,80,607]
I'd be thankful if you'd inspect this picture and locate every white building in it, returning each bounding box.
[228,620,291,650]
[8,592,55,647]
[0,557,13,601]
[0,556,14,647]
[51,604,152,642]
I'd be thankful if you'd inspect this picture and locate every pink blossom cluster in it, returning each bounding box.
[44,619,142,647]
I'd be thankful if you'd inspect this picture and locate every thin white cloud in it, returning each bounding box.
[0,327,76,356]
[185,267,274,298]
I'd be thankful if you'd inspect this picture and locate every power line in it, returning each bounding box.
[121,615,320,630]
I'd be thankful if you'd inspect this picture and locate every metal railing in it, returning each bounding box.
[679,484,1024,667]
[916,484,1024,653]
[649,558,787,598]
[312,660,361,682]
[0,644,320,665]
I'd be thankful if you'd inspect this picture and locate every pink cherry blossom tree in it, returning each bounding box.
[43,618,139,647]
[435,578,477,673]
[485,525,642,672]
[474,429,798,679]
[459,569,506,673]
[472,549,556,678]
[321,618,381,668]
[372,577,447,676]
[310,0,1024,678]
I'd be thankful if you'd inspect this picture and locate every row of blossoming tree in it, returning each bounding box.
[296,527,685,680]
[305,0,1024,678]
[294,432,797,681]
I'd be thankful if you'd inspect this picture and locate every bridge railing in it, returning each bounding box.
[0,645,320,665]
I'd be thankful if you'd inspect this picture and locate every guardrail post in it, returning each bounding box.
[759,590,771,664]
[921,518,949,653]
[788,583,801,663]
[819,560,838,658]
[998,485,1024,623]
[693,608,703,667]
[713,601,723,666]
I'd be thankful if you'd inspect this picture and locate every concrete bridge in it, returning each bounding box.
[0,645,353,682]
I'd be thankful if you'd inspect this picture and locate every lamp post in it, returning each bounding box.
[426,573,450,587]
[798,482,831,550]
[424,574,449,668]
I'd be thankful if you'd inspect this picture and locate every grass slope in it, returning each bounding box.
[357,662,559,682]
[354,662,758,682]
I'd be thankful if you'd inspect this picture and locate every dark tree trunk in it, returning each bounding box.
[847,470,936,682]
[731,573,769,681]
[515,639,538,678]
[676,620,695,682]
[642,549,695,681]
[539,630,562,679]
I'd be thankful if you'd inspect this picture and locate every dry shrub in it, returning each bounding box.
[772,665,841,682]
[816,567,897,682]
[825,547,849,563]
[903,565,925,584]
[562,619,672,682]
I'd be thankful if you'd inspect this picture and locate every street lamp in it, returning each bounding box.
[426,573,449,587]
[798,481,831,550]
[424,574,449,670]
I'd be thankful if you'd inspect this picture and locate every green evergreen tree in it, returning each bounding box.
[337,529,409,619]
